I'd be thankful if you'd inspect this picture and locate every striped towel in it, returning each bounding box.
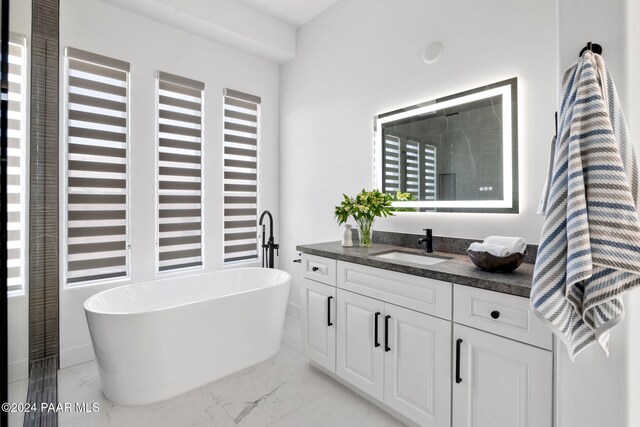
[531,51,640,360]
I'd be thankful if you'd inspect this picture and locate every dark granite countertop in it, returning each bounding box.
[296,241,534,298]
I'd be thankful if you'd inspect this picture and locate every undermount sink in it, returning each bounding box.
[373,251,450,266]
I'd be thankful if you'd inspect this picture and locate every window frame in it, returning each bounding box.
[155,71,205,275]
[222,88,261,266]
[7,33,29,297]
[61,47,131,288]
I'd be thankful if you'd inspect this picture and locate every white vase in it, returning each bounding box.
[341,224,353,247]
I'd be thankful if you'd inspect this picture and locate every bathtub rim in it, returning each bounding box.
[83,267,291,316]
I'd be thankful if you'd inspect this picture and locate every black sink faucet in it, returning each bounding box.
[259,210,279,268]
[418,228,433,253]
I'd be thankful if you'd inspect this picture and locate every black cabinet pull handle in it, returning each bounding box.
[374,312,381,347]
[456,338,463,384]
[490,310,500,319]
[384,315,391,352]
[327,296,333,326]
[312,266,319,272]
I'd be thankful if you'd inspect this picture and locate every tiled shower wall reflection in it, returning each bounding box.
[29,0,59,363]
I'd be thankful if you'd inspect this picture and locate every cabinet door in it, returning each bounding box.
[384,303,451,427]
[336,289,385,401]
[452,324,552,427]
[301,278,336,372]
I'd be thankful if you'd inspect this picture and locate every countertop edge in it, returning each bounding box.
[296,243,533,299]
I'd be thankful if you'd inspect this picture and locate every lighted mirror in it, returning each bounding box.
[374,78,518,213]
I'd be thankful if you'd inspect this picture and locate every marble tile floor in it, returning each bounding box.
[7,376,29,427]
[43,315,406,427]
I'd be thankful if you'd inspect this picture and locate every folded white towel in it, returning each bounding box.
[483,236,527,254]
[468,242,510,258]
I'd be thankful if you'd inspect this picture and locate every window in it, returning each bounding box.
[64,48,130,285]
[422,142,437,201]
[222,89,261,264]
[405,139,437,201]
[7,34,27,295]
[383,134,400,192]
[157,72,204,272]
[383,134,437,201]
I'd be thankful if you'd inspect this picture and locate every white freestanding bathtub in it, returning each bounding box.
[84,268,291,405]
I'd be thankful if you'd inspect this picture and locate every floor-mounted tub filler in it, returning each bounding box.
[84,268,291,405]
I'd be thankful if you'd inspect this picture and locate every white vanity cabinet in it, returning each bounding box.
[382,302,451,427]
[335,288,451,427]
[300,253,553,427]
[452,284,553,427]
[336,288,385,400]
[336,261,452,427]
[452,324,552,427]
[301,254,338,372]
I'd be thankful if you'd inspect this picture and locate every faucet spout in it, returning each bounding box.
[259,210,278,268]
[259,210,274,240]
[417,228,433,253]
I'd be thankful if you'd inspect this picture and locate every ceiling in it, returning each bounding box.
[236,0,340,28]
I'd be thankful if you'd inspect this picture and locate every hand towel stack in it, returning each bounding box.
[468,236,527,258]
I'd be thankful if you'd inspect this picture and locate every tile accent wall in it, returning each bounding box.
[29,0,59,363]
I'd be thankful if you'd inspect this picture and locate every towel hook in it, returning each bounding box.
[579,41,603,57]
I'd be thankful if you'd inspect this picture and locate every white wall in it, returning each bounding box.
[553,1,639,426]
[279,0,557,316]
[624,0,640,425]
[59,0,280,368]
[7,0,31,383]
[280,2,640,425]
[97,0,297,64]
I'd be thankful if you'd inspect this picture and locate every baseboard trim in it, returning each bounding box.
[286,301,301,319]
[60,344,95,369]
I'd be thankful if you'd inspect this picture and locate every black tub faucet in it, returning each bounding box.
[418,228,433,253]
[259,210,279,268]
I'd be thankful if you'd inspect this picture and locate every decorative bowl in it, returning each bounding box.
[467,250,525,273]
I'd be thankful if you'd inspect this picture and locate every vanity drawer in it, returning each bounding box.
[302,254,337,286]
[337,261,452,320]
[453,284,552,350]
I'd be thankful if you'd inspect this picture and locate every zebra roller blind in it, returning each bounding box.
[383,134,400,192]
[422,143,437,201]
[157,71,204,272]
[65,48,130,285]
[223,88,261,264]
[7,34,27,295]
[383,134,437,200]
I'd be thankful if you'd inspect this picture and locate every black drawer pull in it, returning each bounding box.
[490,310,500,319]
[312,266,319,272]
[327,296,333,326]
[384,315,391,352]
[456,338,463,384]
[374,312,381,347]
